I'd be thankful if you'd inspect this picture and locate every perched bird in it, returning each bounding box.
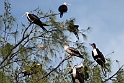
[73,25,79,40]
[63,42,84,59]
[22,12,49,32]
[58,2,71,18]
[90,43,105,67]
[66,19,79,40]
[69,64,84,83]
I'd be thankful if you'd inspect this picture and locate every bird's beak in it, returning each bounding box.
[89,43,93,46]
[64,2,71,6]
[22,13,26,17]
[67,4,71,6]
[63,42,65,45]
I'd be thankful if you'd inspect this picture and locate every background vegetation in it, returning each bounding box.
[0,0,124,83]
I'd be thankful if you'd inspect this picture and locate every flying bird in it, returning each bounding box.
[69,64,84,83]
[63,42,84,59]
[90,43,106,67]
[22,12,49,32]
[58,2,71,18]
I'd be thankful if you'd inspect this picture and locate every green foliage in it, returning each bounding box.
[0,71,13,83]
[112,69,124,83]
[0,0,124,83]
[0,43,13,58]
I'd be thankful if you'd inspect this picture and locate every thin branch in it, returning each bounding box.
[22,23,32,38]
[103,64,124,82]
[41,56,70,79]
[0,24,32,67]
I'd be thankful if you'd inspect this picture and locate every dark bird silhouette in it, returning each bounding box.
[58,2,70,18]
[22,12,49,32]
[63,42,84,59]
[90,43,105,67]
[73,25,79,40]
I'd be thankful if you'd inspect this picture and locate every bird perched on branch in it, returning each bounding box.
[69,63,84,83]
[63,42,84,59]
[58,2,71,18]
[90,43,106,67]
[22,12,49,32]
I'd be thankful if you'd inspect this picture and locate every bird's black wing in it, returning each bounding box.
[29,14,40,21]
[68,47,80,54]
[71,75,76,83]
[96,48,105,63]
[77,73,84,83]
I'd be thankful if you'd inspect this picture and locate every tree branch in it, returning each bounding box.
[103,64,124,82]
[0,24,32,67]
[41,56,70,79]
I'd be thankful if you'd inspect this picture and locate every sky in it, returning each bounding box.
[0,0,124,77]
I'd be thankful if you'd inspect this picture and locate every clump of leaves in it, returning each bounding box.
[1,43,13,58]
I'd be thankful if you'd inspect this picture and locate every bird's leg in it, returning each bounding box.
[29,20,34,24]
[97,58,107,77]
[31,20,34,23]
[69,54,72,58]
[101,67,106,77]
[30,19,35,24]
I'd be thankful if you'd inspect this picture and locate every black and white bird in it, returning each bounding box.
[90,43,105,67]
[69,63,84,83]
[63,42,84,59]
[58,2,71,18]
[22,12,49,32]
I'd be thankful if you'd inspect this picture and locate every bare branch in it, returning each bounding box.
[103,64,124,82]
[41,56,70,79]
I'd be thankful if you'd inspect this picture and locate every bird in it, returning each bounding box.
[63,42,84,59]
[58,2,71,18]
[22,12,49,32]
[69,64,84,83]
[72,25,80,40]
[90,43,106,67]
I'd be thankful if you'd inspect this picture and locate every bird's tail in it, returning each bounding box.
[39,24,48,32]
[79,55,84,59]
[42,23,49,26]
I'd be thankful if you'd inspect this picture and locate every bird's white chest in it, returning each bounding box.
[64,45,69,50]
[27,15,31,20]
[27,14,33,22]
[93,49,98,56]
[72,67,76,78]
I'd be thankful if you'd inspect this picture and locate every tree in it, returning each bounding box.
[0,0,124,83]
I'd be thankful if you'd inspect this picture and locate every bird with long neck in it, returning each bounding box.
[63,42,84,59]
[58,2,71,18]
[22,12,49,32]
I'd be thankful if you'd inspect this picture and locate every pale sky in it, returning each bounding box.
[0,0,124,76]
